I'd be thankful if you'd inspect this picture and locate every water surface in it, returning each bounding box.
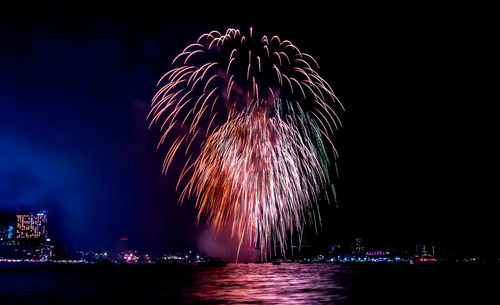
[0,263,495,304]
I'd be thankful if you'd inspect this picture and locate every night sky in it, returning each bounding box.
[0,4,493,256]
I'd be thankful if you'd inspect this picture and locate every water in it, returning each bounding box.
[0,263,496,304]
[190,264,351,304]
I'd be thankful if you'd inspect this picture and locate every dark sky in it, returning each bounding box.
[0,4,493,255]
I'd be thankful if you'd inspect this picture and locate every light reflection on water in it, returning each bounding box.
[1,263,493,304]
[0,263,354,304]
[190,263,351,304]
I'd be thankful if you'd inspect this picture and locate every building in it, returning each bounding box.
[116,237,129,253]
[0,221,16,242]
[16,210,48,240]
[351,237,365,256]
[416,244,436,257]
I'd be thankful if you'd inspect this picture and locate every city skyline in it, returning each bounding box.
[0,206,476,264]
[0,207,488,262]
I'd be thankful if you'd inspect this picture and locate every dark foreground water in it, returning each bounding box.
[0,263,497,304]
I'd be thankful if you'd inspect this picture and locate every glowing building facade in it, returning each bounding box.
[16,210,48,240]
[0,222,16,244]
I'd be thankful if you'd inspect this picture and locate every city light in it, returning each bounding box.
[16,210,48,239]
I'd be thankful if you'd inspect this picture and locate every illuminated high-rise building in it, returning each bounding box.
[16,210,48,240]
[351,237,365,256]
[0,222,15,242]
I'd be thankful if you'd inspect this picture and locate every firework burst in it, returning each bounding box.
[148,28,343,260]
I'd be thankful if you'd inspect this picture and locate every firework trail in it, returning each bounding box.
[148,28,343,260]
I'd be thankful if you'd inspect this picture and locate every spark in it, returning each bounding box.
[149,28,343,260]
